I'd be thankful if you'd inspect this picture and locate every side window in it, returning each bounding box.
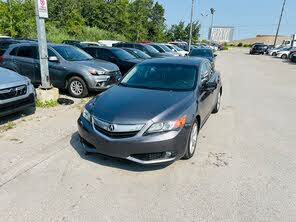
[17,46,38,59]
[10,47,18,56]
[83,48,96,57]
[96,49,113,60]
[200,63,209,83]
[48,49,57,57]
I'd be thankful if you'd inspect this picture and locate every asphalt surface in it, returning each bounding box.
[0,48,296,221]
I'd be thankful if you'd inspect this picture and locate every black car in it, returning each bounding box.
[122,48,151,60]
[188,48,216,66]
[250,44,266,55]
[112,42,167,58]
[82,46,143,75]
[78,57,222,165]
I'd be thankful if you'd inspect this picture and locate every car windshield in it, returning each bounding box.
[112,48,136,60]
[126,49,151,59]
[144,45,160,53]
[159,44,172,52]
[189,49,213,57]
[52,45,93,61]
[169,44,183,51]
[120,63,197,91]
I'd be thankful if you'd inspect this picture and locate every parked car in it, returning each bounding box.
[188,48,216,67]
[290,53,296,63]
[113,42,168,58]
[122,48,151,60]
[165,44,188,56]
[288,48,296,60]
[78,57,222,165]
[82,46,143,75]
[276,47,295,59]
[0,67,35,117]
[62,40,100,48]
[249,44,265,55]
[268,46,284,56]
[169,41,189,51]
[98,40,120,47]
[0,43,121,98]
[147,43,178,57]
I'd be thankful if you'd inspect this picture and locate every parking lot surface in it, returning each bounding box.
[1,48,296,222]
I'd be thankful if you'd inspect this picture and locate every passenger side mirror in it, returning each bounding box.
[110,56,117,63]
[48,56,59,62]
[214,54,217,57]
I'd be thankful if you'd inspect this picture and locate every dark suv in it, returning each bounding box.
[0,43,121,98]
[82,46,143,75]
[250,44,266,55]
[112,42,168,58]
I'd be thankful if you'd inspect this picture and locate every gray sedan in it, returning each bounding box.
[0,43,121,98]
[78,57,222,165]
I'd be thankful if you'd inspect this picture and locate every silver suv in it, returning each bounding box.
[0,67,35,117]
[0,43,121,98]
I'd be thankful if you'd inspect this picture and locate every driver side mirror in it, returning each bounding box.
[214,54,217,57]
[110,56,117,63]
[48,56,59,62]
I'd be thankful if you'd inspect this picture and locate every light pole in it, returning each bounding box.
[34,0,51,89]
[209,8,215,43]
[274,0,287,47]
[200,13,209,41]
[188,0,195,52]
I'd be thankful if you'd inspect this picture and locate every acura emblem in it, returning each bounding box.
[108,124,115,132]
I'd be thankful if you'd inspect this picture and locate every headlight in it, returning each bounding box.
[88,69,105,75]
[146,115,187,134]
[82,107,92,123]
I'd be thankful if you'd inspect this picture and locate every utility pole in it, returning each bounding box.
[274,0,287,47]
[34,0,51,89]
[209,8,215,43]
[188,0,195,52]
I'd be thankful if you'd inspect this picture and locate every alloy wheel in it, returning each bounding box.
[189,123,198,155]
[70,80,84,96]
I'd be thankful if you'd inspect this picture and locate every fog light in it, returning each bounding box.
[164,151,176,158]
[96,82,102,87]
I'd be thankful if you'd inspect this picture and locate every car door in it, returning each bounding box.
[34,48,66,88]
[198,62,215,124]
[13,46,37,82]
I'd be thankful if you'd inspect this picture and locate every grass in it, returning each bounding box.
[36,100,58,108]
[0,121,16,133]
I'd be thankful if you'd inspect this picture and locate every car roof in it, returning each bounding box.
[140,57,205,67]
[8,42,73,48]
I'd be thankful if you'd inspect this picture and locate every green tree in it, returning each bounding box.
[147,2,166,42]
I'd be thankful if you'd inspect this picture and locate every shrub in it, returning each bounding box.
[237,43,243,47]
[224,46,229,50]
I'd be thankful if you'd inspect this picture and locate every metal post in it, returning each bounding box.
[209,8,215,43]
[188,0,195,52]
[274,0,286,47]
[34,0,51,89]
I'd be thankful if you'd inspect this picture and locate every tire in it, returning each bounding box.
[183,121,199,160]
[281,54,288,59]
[68,76,89,98]
[212,90,222,114]
[272,52,276,56]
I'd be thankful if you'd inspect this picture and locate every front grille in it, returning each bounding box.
[131,153,165,161]
[0,85,27,100]
[106,71,121,84]
[0,94,35,114]
[93,123,139,139]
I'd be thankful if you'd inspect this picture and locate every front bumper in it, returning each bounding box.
[0,93,35,117]
[87,72,121,91]
[77,116,191,165]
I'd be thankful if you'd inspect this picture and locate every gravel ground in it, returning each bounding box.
[0,48,296,222]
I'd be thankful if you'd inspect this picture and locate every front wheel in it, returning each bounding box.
[281,54,288,59]
[183,121,199,160]
[272,52,277,56]
[68,76,89,98]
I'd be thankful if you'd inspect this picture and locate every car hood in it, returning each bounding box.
[90,85,194,124]
[0,68,26,87]
[71,59,119,72]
